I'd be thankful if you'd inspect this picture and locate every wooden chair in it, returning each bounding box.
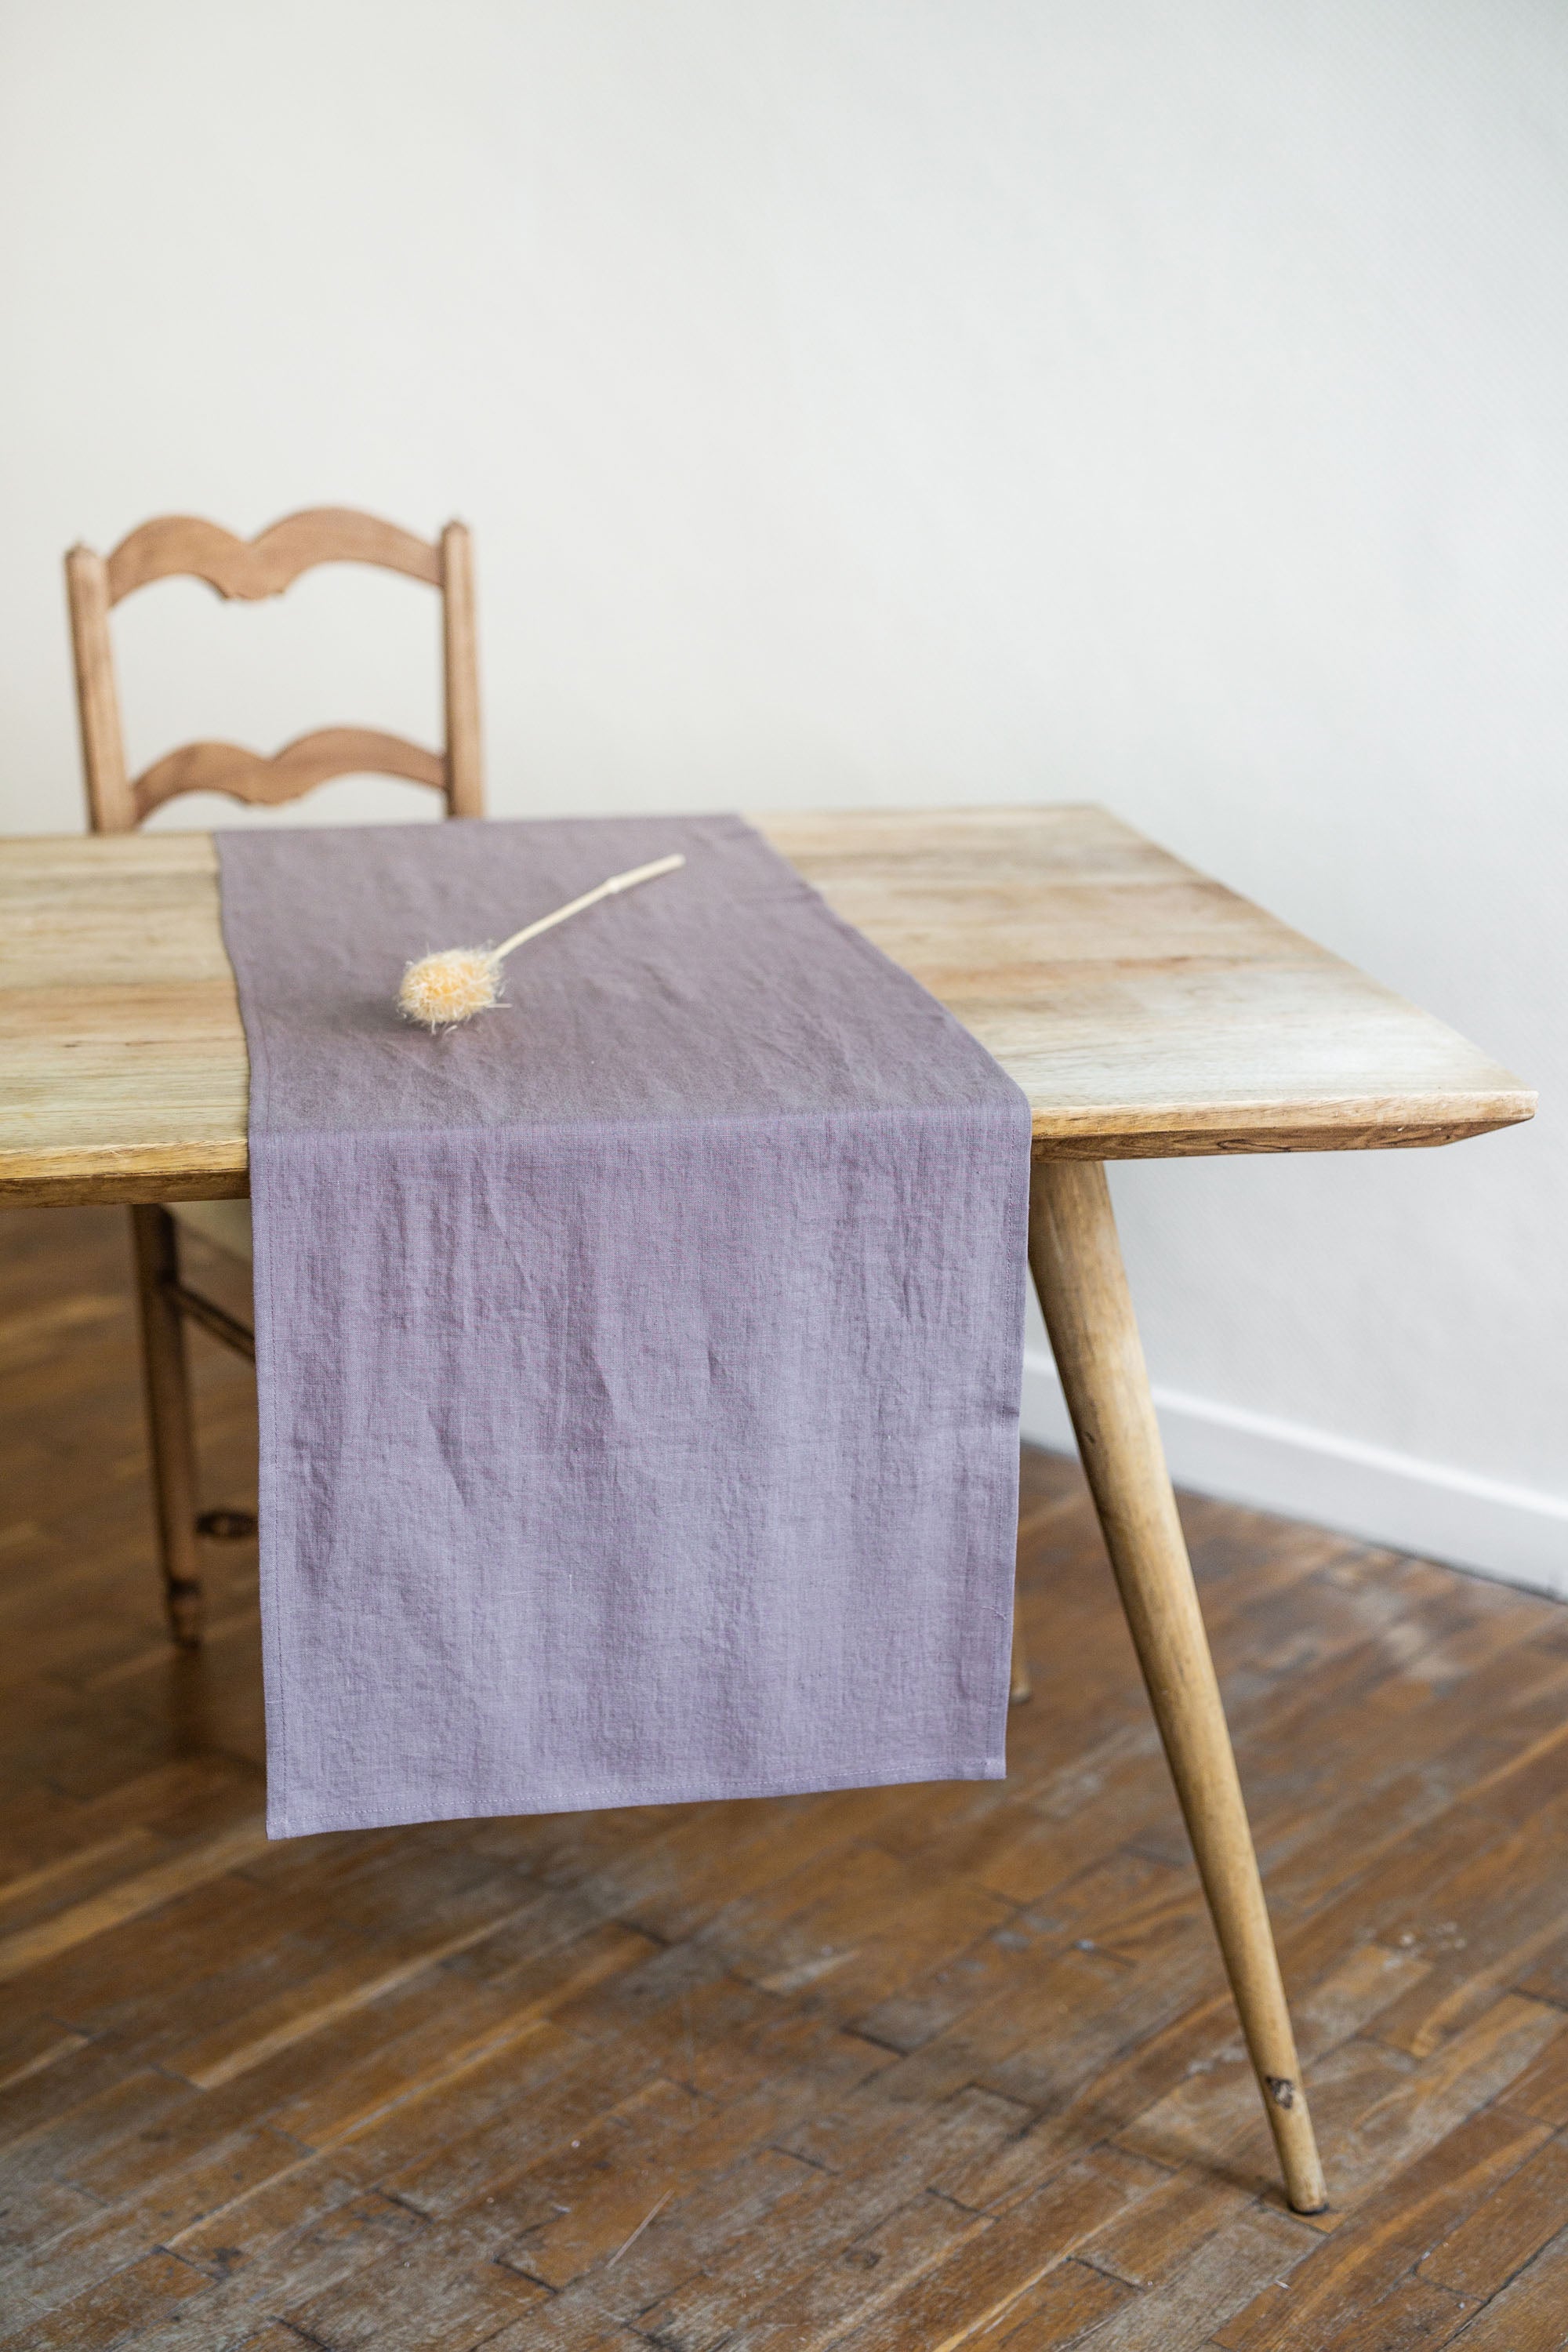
[64,508,483,1646]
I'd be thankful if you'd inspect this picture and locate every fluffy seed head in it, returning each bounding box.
[397,946,502,1031]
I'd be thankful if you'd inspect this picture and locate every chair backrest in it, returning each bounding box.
[65,507,483,833]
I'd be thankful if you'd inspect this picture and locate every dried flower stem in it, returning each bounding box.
[397,852,685,1031]
[492,854,685,960]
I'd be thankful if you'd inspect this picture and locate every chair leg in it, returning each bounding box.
[1028,1156,1327,2216]
[129,1206,203,1648]
[1009,1604,1033,1705]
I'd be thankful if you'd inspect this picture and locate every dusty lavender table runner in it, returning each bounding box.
[216,814,1031,1838]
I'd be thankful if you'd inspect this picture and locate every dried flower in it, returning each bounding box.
[397,946,503,1029]
[397,853,684,1033]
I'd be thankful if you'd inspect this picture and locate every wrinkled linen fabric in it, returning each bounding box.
[215,814,1032,1838]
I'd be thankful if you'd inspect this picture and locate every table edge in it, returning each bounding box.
[0,1090,1537,1208]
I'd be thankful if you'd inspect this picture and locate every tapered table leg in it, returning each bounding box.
[1028,1156,1327,2215]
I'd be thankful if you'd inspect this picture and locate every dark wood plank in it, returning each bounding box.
[1417,2134,1568,2303]
[1437,2223,1568,2350]
[1214,2103,1549,2350]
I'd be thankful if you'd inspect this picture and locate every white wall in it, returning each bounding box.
[2,2,1564,1587]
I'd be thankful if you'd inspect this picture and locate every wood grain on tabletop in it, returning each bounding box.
[3,1203,1568,2347]
[0,804,1534,1204]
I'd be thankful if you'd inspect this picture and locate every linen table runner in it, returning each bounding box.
[216,815,1031,1838]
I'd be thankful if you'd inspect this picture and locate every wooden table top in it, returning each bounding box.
[0,806,1534,1206]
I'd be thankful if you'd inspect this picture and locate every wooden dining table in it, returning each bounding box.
[0,801,1534,2220]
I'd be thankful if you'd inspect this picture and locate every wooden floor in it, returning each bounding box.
[2,1212,1568,2351]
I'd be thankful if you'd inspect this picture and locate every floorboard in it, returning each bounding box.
[1,1206,1565,2350]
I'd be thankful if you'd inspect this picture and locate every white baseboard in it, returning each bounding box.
[1021,1346,1568,1603]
